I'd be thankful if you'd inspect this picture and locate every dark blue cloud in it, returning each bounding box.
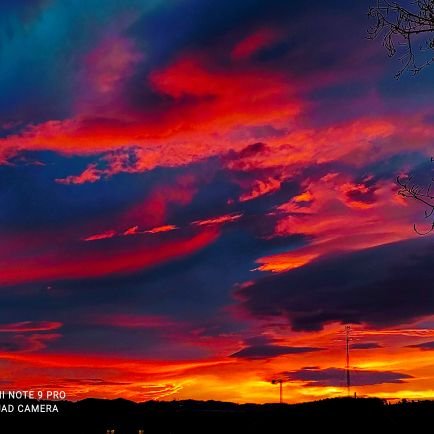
[238,237,434,331]
[230,344,322,360]
[351,342,383,350]
[0,214,307,357]
[0,0,154,125]
[0,151,167,230]
[281,367,412,387]
[407,341,434,351]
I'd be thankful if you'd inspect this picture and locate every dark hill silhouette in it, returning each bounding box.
[1,396,433,433]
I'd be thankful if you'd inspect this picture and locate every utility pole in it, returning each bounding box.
[345,325,351,397]
[271,379,283,403]
[279,380,282,404]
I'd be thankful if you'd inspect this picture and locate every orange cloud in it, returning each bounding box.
[255,253,319,273]
[85,224,178,241]
[0,320,429,403]
[144,224,178,234]
[0,318,432,403]
[192,213,243,227]
[83,230,117,242]
[292,191,314,203]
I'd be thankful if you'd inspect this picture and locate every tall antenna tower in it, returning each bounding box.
[345,325,351,397]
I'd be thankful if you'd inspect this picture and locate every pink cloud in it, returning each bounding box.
[232,28,282,60]
[0,321,62,333]
[84,36,143,94]
[56,164,103,185]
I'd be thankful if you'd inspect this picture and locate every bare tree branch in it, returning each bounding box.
[397,169,434,234]
[368,0,434,77]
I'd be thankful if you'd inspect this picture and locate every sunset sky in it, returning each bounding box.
[1,0,434,404]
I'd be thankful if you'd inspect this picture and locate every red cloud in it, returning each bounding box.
[149,57,300,132]
[0,229,219,286]
[123,226,139,235]
[0,53,301,181]
[93,314,174,329]
[232,28,281,60]
[121,174,198,229]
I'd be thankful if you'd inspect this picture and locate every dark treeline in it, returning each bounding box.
[1,397,434,433]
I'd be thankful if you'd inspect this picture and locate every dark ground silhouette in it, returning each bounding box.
[1,397,433,433]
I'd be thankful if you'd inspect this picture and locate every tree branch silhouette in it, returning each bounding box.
[368,0,434,77]
[397,171,434,234]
